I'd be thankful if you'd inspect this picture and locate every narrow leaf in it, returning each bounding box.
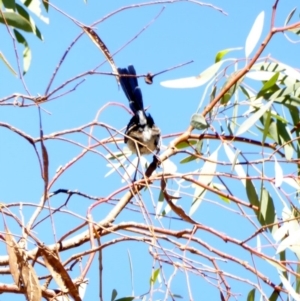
[0,12,33,32]
[245,11,265,58]
[296,264,300,294]
[215,47,242,63]
[268,284,282,301]
[180,155,197,164]
[3,0,16,10]
[5,229,20,285]
[39,245,81,301]
[247,288,255,301]
[5,227,41,301]
[14,29,31,74]
[260,188,277,233]
[262,109,271,145]
[246,178,260,208]
[284,7,297,26]
[274,157,283,187]
[24,0,50,24]
[257,72,280,98]
[82,26,119,85]
[176,140,197,149]
[161,60,225,88]
[246,71,277,81]
[111,289,118,301]
[42,0,49,11]
[190,147,218,215]
[0,51,17,76]
[279,272,300,301]
[150,268,160,285]
[236,99,275,136]
[245,178,265,226]
[15,4,43,39]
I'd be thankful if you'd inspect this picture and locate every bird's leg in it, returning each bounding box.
[133,142,140,182]
[133,156,140,182]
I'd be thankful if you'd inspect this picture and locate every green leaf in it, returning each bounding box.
[190,114,209,130]
[210,85,217,101]
[106,151,126,160]
[220,75,239,105]
[24,0,33,6]
[176,140,197,149]
[172,294,183,298]
[296,264,300,294]
[246,178,265,226]
[3,0,15,10]
[259,188,277,233]
[15,4,43,40]
[180,155,197,164]
[279,250,287,278]
[150,268,160,285]
[0,12,33,32]
[257,72,280,98]
[215,47,242,63]
[221,92,232,105]
[288,27,300,35]
[219,195,230,204]
[0,51,17,76]
[111,289,117,301]
[13,29,31,74]
[245,11,264,58]
[239,85,250,99]
[158,189,164,203]
[196,140,203,154]
[262,109,271,144]
[276,119,294,160]
[42,0,49,12]
[268,284,282,301]
[246,178,260,208]
[247,288,255,301]
[115,298,134,301]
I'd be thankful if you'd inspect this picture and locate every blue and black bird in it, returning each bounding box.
[118,65,161,155]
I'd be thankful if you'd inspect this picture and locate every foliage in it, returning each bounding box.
[1,0,300,300]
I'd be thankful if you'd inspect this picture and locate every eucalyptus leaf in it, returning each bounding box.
[161,60,226,88]
[14,29,31,74]
[190,147,218,215]
[0,12,33,32]
[215,47,242,63]
[236,99,275,136]
[190,114,209,130]
[0,51,17,76]
[245,11,265,58]
[284,7,297,26]
[247,288,255,301]
[3,0,15,9]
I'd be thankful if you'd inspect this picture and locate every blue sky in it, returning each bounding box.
[1,0,300,300]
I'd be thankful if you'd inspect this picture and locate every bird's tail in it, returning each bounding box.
[118,65,144,113]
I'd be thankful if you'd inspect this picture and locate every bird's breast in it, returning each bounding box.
[142,127,152,142]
